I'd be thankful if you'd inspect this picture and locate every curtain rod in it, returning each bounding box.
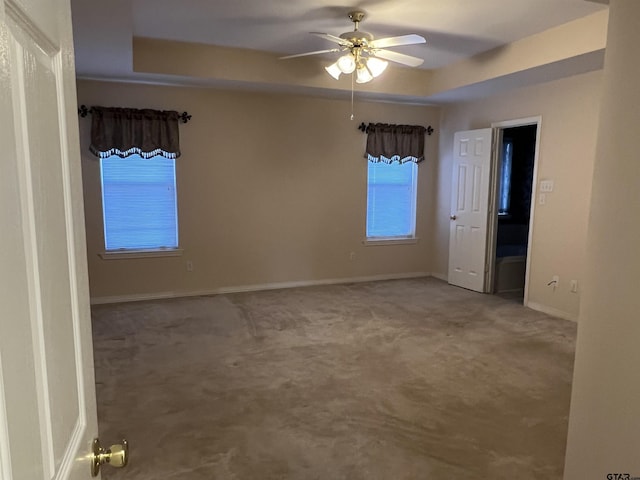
[77,105,192,124]
[357,122,434,136]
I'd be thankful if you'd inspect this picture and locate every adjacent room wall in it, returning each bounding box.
[436,70,602,320]
[77,80,440,302]
[565,2,640,476]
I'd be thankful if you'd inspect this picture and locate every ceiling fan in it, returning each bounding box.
[280,11,426,84]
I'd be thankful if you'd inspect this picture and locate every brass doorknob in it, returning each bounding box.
[91,438,129,477]
[450,215,457,220]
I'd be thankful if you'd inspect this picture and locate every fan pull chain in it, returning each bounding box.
[350,72,355,120]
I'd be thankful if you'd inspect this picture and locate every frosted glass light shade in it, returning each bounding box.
[326,55,387,83]
[325,62,342,80]
[356,64,373,84]
[337,54,356,74]
[367,57,388,78]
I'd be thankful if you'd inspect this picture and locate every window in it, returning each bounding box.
[498,140,513,215]
[100,154,178,252]
[366,161,418,239]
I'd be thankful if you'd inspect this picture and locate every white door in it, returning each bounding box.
[448,128,493,292]
[0,0,100,478]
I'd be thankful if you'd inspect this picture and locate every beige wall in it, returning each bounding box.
[78,80,440,301]
[436,70,603,320]
[565,1,640,477]
[79,71,603,315]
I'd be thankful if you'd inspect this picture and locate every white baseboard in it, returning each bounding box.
[430,272,448,282]
[526,301,578,322]
[90,272,432,305]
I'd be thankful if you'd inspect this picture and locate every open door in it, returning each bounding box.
[0,0,118,478]
[489,122,539,299]
[448,128,494,292]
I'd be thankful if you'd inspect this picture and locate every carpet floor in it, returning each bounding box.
[91,277,576,479]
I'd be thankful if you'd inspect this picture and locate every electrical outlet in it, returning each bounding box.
[539,193,546,205]
[186,260,193,272]
[570,280,578,293]
[349,252,355,261]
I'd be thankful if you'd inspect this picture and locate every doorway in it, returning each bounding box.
[489,120,540,302]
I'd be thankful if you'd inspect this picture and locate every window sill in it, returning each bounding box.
[99,248,184,260]
[363,237,419,246]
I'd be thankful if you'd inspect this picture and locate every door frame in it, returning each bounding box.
[489,116,542,305]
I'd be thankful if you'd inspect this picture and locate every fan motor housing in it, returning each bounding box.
[339,31,373,46]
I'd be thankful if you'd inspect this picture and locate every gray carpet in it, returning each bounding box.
[92,277,576,479]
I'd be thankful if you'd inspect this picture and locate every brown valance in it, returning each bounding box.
[89,106,181,159]
[364,123,426,164]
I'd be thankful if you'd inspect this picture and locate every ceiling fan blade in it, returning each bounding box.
[373,49,424,67]
[310,32,353,47]
[369,34,426,49]
[279,48,340,60]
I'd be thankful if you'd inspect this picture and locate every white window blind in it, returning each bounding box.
[100,154,178,251]
[366,161,418,238]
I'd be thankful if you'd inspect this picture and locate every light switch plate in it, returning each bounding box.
[540,180,554,193]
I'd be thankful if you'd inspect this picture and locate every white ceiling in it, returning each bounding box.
[71,0,607,92]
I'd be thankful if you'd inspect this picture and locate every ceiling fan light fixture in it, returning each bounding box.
[366,57,388,78]
[355,64,373,84]
[325,62,342,80]
[337,54,356,74]
[296,11,425,86]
